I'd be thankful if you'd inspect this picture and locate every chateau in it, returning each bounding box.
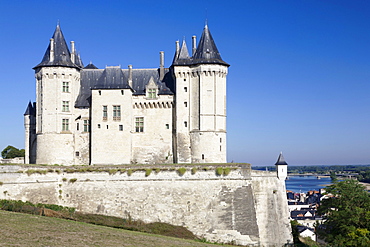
[24,24,229,165]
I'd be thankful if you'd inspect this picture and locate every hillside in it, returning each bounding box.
[0,210,232,247]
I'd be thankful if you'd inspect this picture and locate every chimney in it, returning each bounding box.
[70,41,75,63]
[192,35,197,56]
[128,65,133,88]
[50,38,54,62]
[175,40,180,59]
[159,51,165,81]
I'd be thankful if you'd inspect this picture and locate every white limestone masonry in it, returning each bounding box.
[0,165,292,246]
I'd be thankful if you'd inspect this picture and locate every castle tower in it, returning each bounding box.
[172,25,229,163]
[24,102,36,164]
[275,152,288,180]
[33,24,83,165]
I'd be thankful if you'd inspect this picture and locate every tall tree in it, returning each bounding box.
[317,179,370,246]
[1,145,24,159]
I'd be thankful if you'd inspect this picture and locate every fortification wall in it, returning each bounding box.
[0,165,291,246]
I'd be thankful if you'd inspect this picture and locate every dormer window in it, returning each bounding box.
[146,76,158,99]
[147,88,156,99]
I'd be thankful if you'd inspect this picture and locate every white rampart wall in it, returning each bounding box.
[0,165,292,246]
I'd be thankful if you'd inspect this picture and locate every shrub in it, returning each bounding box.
[224,167,231,176]
[47,168,54,173]
[0,182,3,186]
[154,168,161,174]
[145,169,152,177]
[127,169,133,176]
[108,169,118,175]
[119,169,126,174]
[58,190,62,194]
[55,169,61,174]
[216,167,224,176]
[62,178,67,182]
[26,169,36,176]
[69,178,77,183]
[191,167,197,175]
[177,168,186,176]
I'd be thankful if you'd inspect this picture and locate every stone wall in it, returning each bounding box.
[0,164,292,246]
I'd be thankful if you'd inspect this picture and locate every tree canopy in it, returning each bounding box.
[317,179,370,246]
[1,145,25,159]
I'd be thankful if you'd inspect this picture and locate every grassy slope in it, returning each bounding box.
[0,211,231,247]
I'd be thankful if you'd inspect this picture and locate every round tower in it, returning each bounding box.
[173,25,229,163]
[33,25,82,165]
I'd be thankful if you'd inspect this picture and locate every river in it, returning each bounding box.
[285,175,332,193]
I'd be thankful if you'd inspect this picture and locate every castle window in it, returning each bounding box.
[62,119,69,131]
[147,89,156,99]
[75,151,79,157]
[135,117,144,132]
[99,90,101,95]
[165,124,169,129]
[184,78,186,81]
[62,82,69,92]
[103,106,107,120]
[202,154,205,160]
[77,123,79,131]
[184,87,187,92]
[83,120,90,132]
[184,102,187,107]
[113,105,121,120]
[98,124,101,128]
[119,125,123,131]
[121,90,124,95]
[62,101,69,112]
[184,121,187,128]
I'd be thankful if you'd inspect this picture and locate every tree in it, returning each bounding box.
[317,179,370,246]
[1,145,25,159]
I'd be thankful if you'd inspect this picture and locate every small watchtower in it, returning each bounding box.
[275,152,288,180]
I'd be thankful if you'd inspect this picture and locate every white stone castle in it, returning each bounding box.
[24,24,229,166]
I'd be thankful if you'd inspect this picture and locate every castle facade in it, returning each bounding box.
[24,25,229,165]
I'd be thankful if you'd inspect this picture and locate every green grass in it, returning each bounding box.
[0,210,234,247]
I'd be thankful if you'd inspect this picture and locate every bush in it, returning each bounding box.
[69,178,77,183]
[108,169,118,175]
[0,182,3,186]
[127,169,133,176]
[154,168,161,174]
[145,169,152,177]
[191,167,197,175]
[224,167,231,176]
[177,168,186,176]
[216,167,224,176]
[62,178,67,182]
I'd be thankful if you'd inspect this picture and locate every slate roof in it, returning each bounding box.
[84,63,98,69]
[33,25,82,70]
[275,152,288,166]
[75,67,174,108]
[172,25,229,67]
[24,101,35,116]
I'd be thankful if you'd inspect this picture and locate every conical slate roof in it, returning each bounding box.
[172,40,191,66]
[33,25,80,69]
[192,25,229,66]
[275,152,288,166]
[24,101,35,116]
[171,25,229,67]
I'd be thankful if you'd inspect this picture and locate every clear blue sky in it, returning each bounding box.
[1,0,370,166]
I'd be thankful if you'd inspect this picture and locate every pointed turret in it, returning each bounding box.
[33,24,80,70]
[172,40,191,65]
[192,25,229,66]
[275,152,288,180]
[24,101,35,116]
